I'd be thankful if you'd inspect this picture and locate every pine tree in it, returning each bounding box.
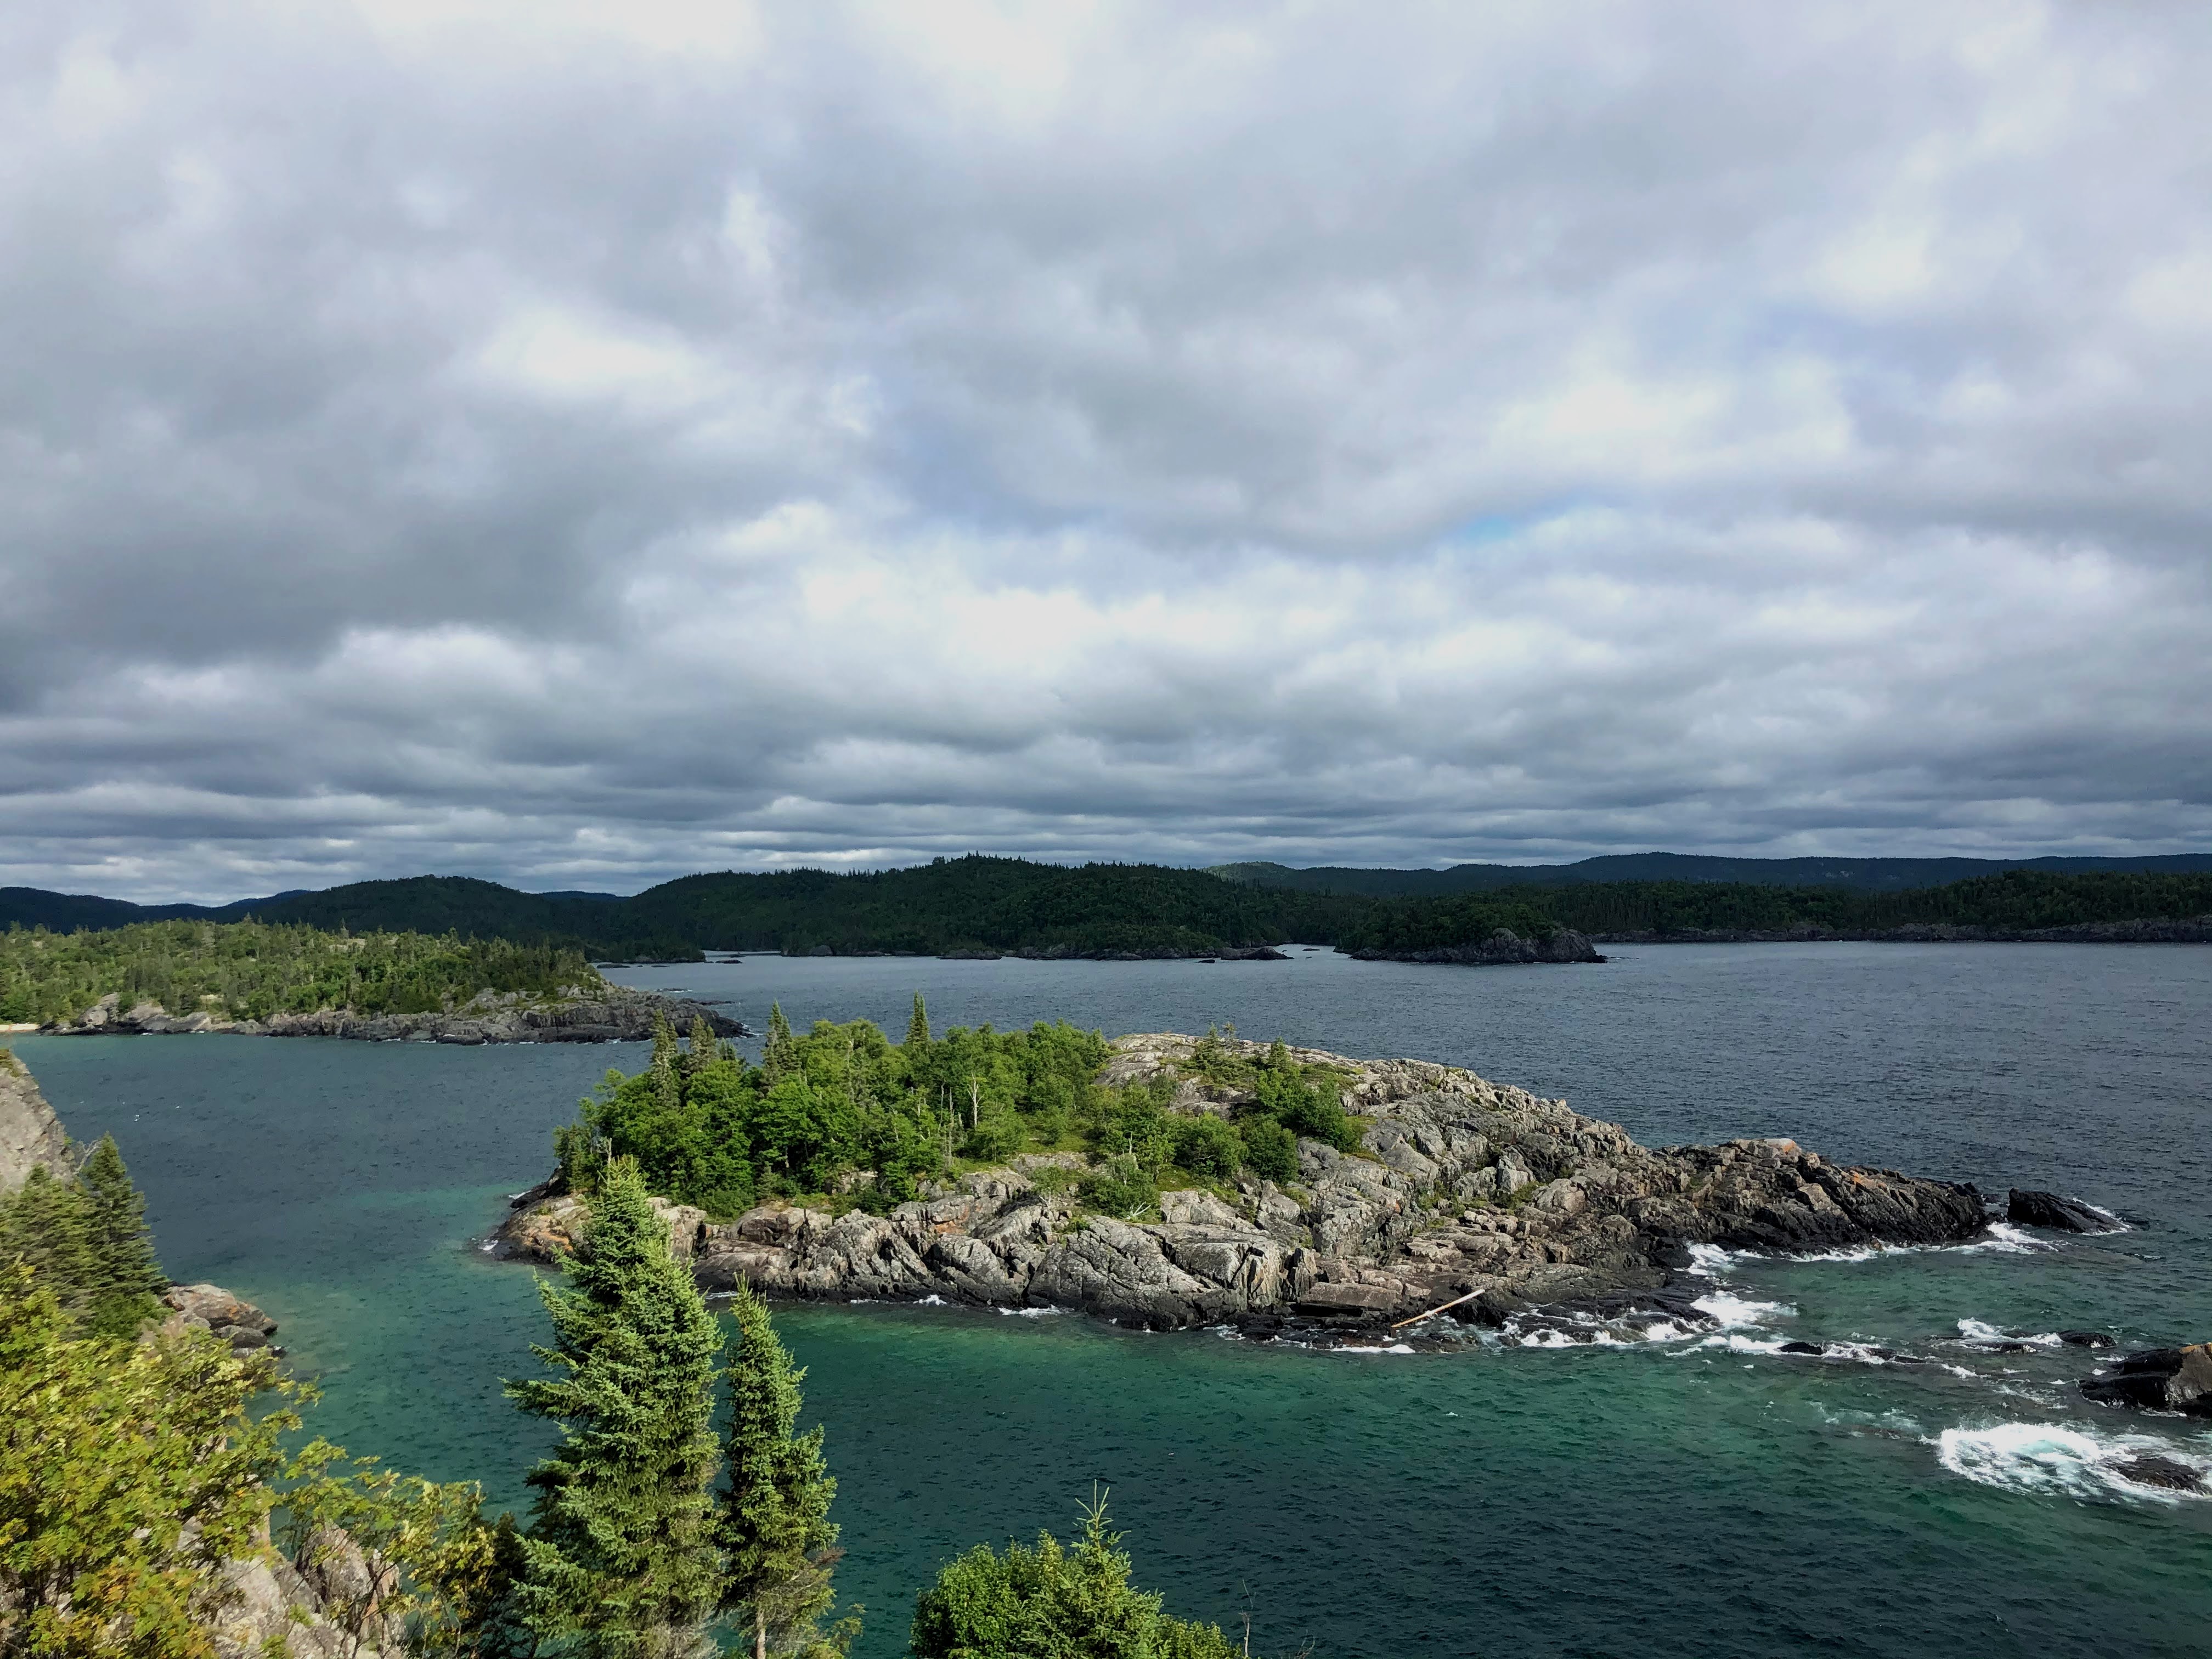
[0,1167,97,1318]
[720,1285,847,1659]
[76,1135,167,1339]
[903,994,930,1049]
[685,1015,726,1077]
[650,1014,682,1115]
[763,1005,796,1084]
[506,1159,726,1659]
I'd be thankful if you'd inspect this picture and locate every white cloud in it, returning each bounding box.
[0,0,2207,900]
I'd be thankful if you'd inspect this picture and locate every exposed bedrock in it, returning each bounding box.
[2080,1344,2212,1417]
[1,1047,71,1190]
[41,988,745,1044]
[497,1033,1988,1331]
[2006,1188,2122,1234]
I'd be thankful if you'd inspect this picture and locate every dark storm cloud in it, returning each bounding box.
[1,2,2208,900]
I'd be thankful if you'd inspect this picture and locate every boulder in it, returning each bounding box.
[2007,1189,2120,1233]
[2080,1344,2212,1415]
[2114,1455,2203,1492]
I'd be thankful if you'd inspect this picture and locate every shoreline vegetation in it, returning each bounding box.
[1,1048,1250,1658]
[0,919,745,1041]
[5,860,2211,969]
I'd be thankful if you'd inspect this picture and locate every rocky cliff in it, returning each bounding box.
[38,986,746,1044]
[496,1032,1987,1335]
[0,1048,70,1192]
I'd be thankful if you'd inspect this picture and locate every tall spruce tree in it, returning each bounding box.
[506,1159,726,1659]
[76,1135,167,1339]
[763,1005,796,1084]
[720,1285,847,1659]
[685,1015,726,1077]
[0,1167,96,1319]
[903,995,930,1049]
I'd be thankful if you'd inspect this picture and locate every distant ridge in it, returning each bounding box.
[1205,851,2212,896]
[5,855,2211,958]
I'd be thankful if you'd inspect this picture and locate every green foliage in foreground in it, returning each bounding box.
[909,1494,1240,1659]
[721,1286,849,1659]
[0,917,605,1026]
[0,1272,300,1659]
[564,1008,1357,1222]
[0,1135,167,1340]
[506,1160,728,1658]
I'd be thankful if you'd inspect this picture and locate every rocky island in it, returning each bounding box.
[497,1031,1986,1335]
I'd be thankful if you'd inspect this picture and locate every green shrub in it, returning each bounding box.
[1236,1116,1299,1185]
[1078,1156,1158,1221]
[910,1496,1238,1659]
[1170,1116,1240,1181]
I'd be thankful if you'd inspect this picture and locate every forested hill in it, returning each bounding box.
[5,859,2212,960]
[1210,850,2212,896]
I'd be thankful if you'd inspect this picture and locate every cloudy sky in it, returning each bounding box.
[4,2,2209,901]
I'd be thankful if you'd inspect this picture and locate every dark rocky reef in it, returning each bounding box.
[1348,928,1605,966]
[2080,1344,2212,1417]
[41,987,746,1044]
[2006,1188,2122,1233]
[498,1032,1987,1333]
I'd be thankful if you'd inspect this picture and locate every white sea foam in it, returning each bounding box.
[1685,1243,1739,1277]
[1336,1341,1418,1356]
[1691,1290,1795,1328]
[1957,1319,2061,1346]
[1935,1421,2209,1503]
[995,1304,1060,1318]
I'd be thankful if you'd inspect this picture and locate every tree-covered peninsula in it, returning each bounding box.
[0,919,604,1030]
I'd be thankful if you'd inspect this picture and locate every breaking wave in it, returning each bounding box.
[1935,1421,2210,1503]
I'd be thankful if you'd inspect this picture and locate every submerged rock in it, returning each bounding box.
[2080,1344,2212,1416]
[501,1031,1991,1333]
[2007,1189,2121,1234]
[2114,1455,2203,1492]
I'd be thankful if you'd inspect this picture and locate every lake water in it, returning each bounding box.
[12,943,2212,1657]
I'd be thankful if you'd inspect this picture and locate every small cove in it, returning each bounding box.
[12,943,2212,1657]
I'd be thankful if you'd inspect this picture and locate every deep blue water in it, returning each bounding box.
[11,943,2211,1657]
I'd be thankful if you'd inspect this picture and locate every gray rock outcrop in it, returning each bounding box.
[162,1282,282,1356]
[40,987,744,1045]
[497,1032,1987,1331]
[0,1048,70,1192]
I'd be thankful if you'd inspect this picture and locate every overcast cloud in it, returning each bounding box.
[2,1,2208,901]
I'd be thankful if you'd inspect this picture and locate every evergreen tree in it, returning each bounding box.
[720,1286,847,1659]
[903,994,930,1049]
[763,1005,796,1084]
[909,1494,1237,1659]
[506,1159,726,1659]
[685,1015,726,1077]
[0,1167,96,1318]
[650,1014,682,1115]
[76,1135,167,1339]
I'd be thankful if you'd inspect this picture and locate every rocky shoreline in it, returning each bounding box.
[33,986,748,1044]
[1347,928,1605,966]
[495,1032,1988,1336]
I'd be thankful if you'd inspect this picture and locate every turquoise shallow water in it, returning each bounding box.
[12,944,2212,1656]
